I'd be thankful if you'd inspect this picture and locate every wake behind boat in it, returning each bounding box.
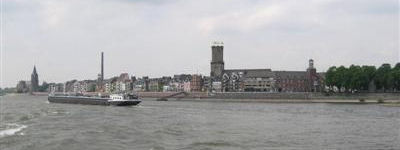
[48,93,141,106]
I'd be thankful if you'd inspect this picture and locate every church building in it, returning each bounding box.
[210,42,324,92]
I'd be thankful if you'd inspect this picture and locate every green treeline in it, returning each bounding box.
[325,63,400,93]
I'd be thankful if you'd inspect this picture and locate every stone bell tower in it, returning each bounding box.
[210,41,225,81]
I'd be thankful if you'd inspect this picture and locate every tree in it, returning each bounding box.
[348,65,363,92]
[391,63,400,91]
[336,66,348,92]
[325,66,337,91]
[325,63,400,93]
[361,66,376,91]
[38,82,49,92]
[375,64,392,92]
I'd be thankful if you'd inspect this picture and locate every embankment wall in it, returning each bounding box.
[136,92,400,100]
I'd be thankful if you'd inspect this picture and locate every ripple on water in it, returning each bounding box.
[186,140,241,149]
[40,108,70,116]
[0,123,27,138]
[154,126,185,136]
[18,115,31,121]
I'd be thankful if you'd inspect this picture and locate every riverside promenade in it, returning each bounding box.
[137,92,400,104]
[141,98,400,104]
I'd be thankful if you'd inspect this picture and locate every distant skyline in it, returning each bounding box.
[1,0,399,87]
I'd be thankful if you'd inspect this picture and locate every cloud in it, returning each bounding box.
[2,0,398,87]
[40,1,69,28]
[198,4,284,34]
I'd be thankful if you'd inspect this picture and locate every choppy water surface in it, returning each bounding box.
[0,95,399,150]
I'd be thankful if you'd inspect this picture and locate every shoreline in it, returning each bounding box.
[6,93,400,105]
[142,97,400,104]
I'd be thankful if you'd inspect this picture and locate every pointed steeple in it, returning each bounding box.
[33,65,37,74]
[31,65,39,92]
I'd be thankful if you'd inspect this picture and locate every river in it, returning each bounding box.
[0,94,399,150]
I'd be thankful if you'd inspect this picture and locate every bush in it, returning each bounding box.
[359,99,365,103]
[377,99,384,103]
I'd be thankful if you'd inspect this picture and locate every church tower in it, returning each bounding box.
[31,65,39,92]
[210,42,225,81]
[306,59,318,92]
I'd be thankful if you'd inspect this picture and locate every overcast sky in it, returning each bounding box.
[1,0,399,87]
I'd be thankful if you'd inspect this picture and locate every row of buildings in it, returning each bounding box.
[17,42,325,94]
[48,73,208,93]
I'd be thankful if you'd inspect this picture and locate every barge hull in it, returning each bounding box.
[48,96,142,106]
[48,96,110,105]
[108,101,141,106]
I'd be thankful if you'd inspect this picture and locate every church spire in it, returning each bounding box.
[33,65,37,74]
[31,65,39,93]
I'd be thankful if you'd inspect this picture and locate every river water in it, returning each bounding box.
[0,95,399,150]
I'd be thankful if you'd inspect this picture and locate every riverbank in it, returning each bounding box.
[381,103,400,107]
[142,97,400,104]
[137,92,400,100]
[18,92,400,104]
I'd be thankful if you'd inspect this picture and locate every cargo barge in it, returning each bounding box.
[48,94,141,106]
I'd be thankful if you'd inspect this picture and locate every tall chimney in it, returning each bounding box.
[101,52,104,81]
